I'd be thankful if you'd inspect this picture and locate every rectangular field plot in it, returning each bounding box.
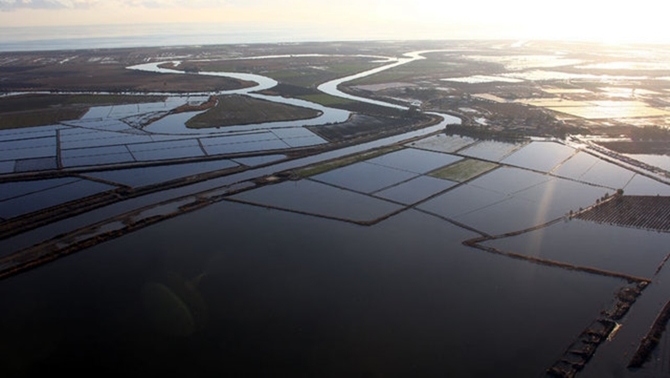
[501,142,576,172]
[270,127,318,139]
[0,126,59,142]
[229,180,403,223]
[468,167,550,195]
[485,219,670,278]
[201,133,279,147]
[64,119,130,132]
[374,176,457,205]
[0,160,14,174]
[365,148,462,174]
[0,177,79,202]
[0,137,57,151]
[281,135,328,148]
[132,146,205,161]
[84,160,238,188]
[61,145,136,167]
[232,154,286,167]
[203,139,290,155]
[626,154,670,171]
[60,130,153,149]
[14,157,58,172]
[419,166,606,234]
[201,132,291,155]
[578,160,636,189]
[429,159,498,182]
[127,139,205,161]
[551,151,599,179]
[407,134,476,153]
[417,184,507,220]
[61,145,130,159]
[62,152,136,168]
[312,161,418,194]
[454,197,544,234]
[0,179,115,219]
[513,177,606,206]
[623,175,670,196]
[458,140,526,162]
[0,145,56,161]
[553,152,636,189]
[459,177,604,235]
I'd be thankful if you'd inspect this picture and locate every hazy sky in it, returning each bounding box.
[0,0,666,43]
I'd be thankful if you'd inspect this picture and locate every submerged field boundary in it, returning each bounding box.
[459,193,655,378]
[628,299,670,368]
[0,180,255,281]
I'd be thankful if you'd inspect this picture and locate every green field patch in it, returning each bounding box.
[185,94,321,129]
[0,109,86,130]
[0,94,166,130]
[429,159,498,182]
[294,146,403,178]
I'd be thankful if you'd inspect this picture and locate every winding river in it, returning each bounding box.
[126,50,454,132]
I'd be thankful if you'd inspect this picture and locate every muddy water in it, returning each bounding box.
[0,200,624,377]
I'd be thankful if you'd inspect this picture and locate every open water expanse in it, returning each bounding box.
[0,23,404,52]
[0,200,626,376]
[3,39,670,377]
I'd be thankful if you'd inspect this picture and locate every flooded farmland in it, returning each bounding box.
[3,40,670,378]
[4,129,670,377]
[0,201,625,377]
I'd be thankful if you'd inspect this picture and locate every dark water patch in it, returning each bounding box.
[0,179,114,219]
[469,166,551,195]
[229,179,403,223]
[365,148,462,174]
[552,151,599,177]
[374,175,457,205]
[418,183,506,221]
[85,160,238,188]
[13,157,58,172]
[0,177,79,202]
[0,145,55,161]
[502,142,576,173]
[232,154,286,167]
[0,202,623,377]
[624,174,670,196]
[312,161,418,194]
[459,140,524,162]
[130,145,205,161]
[280,135,327,148]
[0,161,14,174]
[202,139,290,155]
[62,152,136,168]
[485,218,670,279]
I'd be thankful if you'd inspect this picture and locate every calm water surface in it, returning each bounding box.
[0,200,623,377]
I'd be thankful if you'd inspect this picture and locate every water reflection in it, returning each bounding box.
[0,202,624,377]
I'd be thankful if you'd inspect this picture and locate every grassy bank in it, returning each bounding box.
[185,95,321,129]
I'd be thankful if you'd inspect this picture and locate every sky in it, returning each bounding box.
[0,0,667,44]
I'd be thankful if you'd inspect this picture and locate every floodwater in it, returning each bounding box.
[3,130,670,377]
[486,218,670,279]
[4,47,670,377]
[0,201,624,377]
[626,153,670,171]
